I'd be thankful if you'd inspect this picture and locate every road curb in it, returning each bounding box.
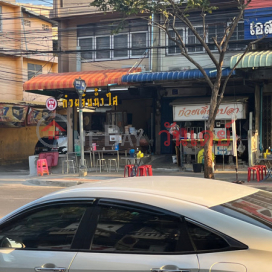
[26,179,87,187]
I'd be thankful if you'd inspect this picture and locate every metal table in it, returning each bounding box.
[93,150,119,173]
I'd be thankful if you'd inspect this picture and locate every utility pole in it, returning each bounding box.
[73,77,87,177]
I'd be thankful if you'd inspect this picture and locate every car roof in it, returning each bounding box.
[40,176,259,207]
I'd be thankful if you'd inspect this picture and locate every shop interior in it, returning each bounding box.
[73,94,155,154]
[173,119,248,167]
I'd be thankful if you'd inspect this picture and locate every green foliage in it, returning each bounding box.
[90,0,218,16]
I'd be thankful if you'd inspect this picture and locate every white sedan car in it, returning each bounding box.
[0,176,272,272]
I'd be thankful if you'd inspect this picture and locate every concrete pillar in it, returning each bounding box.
[67,106,73,152]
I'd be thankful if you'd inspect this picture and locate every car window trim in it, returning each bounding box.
[1,198,96,224]
[98,198,181,218]
[185,218,248,254]
[85,198,196,255]
[0,199,96,252]
[72,199,99,250]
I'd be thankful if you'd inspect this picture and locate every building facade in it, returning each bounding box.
[22,0,272,168]
[0,1,58,164]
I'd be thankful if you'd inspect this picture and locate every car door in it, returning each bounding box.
[0,200,94,272]
[185,220,248,272]
[70,199,199,272]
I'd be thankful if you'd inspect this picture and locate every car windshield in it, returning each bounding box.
[211,191,272,231]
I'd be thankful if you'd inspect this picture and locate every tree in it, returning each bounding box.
[91,0,259,179]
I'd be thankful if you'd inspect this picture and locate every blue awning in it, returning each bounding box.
[122,68,235,83]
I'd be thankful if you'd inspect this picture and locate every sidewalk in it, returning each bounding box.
[17,169,272,191]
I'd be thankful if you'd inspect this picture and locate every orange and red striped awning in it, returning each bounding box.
[23,68,141,91]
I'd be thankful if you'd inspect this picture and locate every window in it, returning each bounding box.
[96,36,111,60]
[0,204,88,250]
[208,24,225,50]
[79,37,93,60]
[77,19,148,61]
[167,29,184,55]
[187,27,204,52]
[186,221,230,251]
[22,19,31,27]
[28,63,42,80]
[131,32,147,57]
[113,34,128,58]
[211,191,272,231]
[42,24,49,31]
[228,22,245,50]
[91,203,194,253]
[229,22,244,41]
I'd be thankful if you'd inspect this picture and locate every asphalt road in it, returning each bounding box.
[0,177,62,218]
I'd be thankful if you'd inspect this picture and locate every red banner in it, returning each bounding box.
[247,0,272,9]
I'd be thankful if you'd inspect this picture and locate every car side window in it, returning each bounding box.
[186,221,230,251]
[0,204,88,250]
[90,203,194,253]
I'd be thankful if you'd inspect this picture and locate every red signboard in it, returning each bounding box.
[247,0,272,9]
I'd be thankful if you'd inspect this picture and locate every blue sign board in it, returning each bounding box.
[244,7,272,40]
[73,78,86,92]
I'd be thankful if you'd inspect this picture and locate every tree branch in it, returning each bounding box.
[212,36,221,53]
[167,0,219,67]
[211,36,265,122]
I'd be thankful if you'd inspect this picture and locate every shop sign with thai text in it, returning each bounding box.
[62,90,118,108]
[244,8,272,40]
[173,103,245,121]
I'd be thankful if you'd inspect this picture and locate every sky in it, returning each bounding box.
[16,0,53,6]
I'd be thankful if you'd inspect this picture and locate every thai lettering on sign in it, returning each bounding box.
[244,8,272,40]
[62,92,118,108]
[250,20,272,36]
[173,103,245,121]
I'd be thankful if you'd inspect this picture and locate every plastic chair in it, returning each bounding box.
[143,165,153,176]
[137,166,147,177]
[37,159,49,176]
[248,166,261,182]
[255,165,267,180]
[124,165,135,177]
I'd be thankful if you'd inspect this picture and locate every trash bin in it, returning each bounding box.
[193,163,202,173]
[75,144,81,156]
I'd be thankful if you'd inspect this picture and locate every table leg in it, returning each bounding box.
[99,152,102,173]
[117,151,119,172]
[261,169,272,181]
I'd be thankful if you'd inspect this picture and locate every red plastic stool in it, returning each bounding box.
[124,165,135,178]
[37,159,49,176]
[137,166,147,176]
[248,166,260,182]
[255,165,267,180]
[143,165,153,176]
